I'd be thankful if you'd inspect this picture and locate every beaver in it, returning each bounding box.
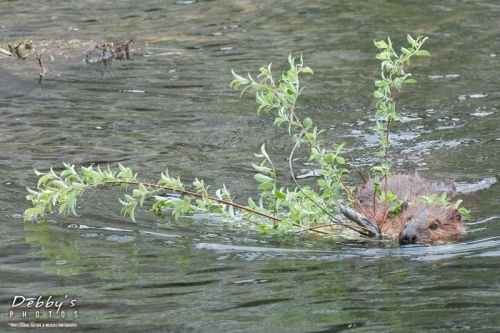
[356,174,464,244]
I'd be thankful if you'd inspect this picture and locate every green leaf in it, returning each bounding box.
[375,53,389,61]
[374,39,388,49]
[248,197,257,208]
[287,53,295,69]
[258,182,274,190]
[230,69,250,87]
[254,174,274,183]
[129,207,136,222]
[251,163,271,174]
[400,47,410,55]
[336,142,345,154]
[317,179,328,187]
[274,190,286,199]
[415,50,431,57]
[301,67,314,75]
[260,143,270,160]
[406,34,416,45]
[38,172,54,188]
[24,207,40,221]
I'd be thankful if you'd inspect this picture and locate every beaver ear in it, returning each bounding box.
[446,205,461,221]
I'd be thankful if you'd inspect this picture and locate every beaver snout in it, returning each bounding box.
[399,226,419,244]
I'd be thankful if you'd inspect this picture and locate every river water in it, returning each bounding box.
[1,0,500,332]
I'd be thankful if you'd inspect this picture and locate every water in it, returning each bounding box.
[1,0,500,331]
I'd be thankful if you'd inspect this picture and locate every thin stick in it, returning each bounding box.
[35,51,47,82]
[105,180,283,222]
[350,154,366,185]
[103,179,334,235]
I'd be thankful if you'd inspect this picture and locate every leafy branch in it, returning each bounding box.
[25,163,287,225]
[366,35,431,221]
[24,35,469,240]
[373,34,430,165]
[24,55,371,237]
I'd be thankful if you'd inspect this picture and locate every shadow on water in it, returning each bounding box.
[1,0,500,331]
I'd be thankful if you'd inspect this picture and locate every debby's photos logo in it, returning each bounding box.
[8,295,78,328]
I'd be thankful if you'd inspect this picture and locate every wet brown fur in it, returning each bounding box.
[357,174,463,244]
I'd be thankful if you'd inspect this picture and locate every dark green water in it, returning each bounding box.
[1,0,500,331]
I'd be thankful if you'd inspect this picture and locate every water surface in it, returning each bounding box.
[1,0,500,331]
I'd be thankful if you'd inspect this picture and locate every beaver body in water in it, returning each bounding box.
[357,174,464,244]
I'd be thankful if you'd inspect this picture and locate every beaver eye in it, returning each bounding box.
[430,223,439,230]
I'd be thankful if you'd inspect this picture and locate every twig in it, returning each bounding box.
[104,179,334,235]
[0,47,12,57]
[35,51,47,82]
[108,180,282,221]
[350,154,366,185]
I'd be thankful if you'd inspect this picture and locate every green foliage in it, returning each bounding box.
[25,163,140,222]
[24,55,354,236]
[24,36,471,239]
[372,35,430,163]
[419,193,471,220]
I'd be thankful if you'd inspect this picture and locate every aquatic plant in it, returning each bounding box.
[1,39,133,82]
[24,35,469,238]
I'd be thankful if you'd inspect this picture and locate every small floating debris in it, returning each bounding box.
[0,40,33,59]
[85,39,133,64]
[0,47,12,57]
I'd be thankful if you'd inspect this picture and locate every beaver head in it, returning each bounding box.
[396,204,463,244]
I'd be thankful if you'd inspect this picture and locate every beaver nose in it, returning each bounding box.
[399,230,418,244]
